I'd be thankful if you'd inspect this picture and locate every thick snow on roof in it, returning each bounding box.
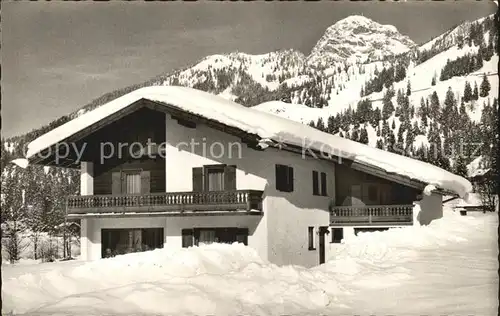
[27,86,472,197]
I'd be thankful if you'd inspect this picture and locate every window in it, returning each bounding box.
[198,229,217,245]
[207,168,224,191]
[101,228,163,258]
[125,171,141,194]
[312,171,327,196]
[308,226,315,250]
[276,164,294,192]
[182,229,194,248]
[331,228,343,243]
[111,170,150,195]
[192,165,236,192]
[354,227,389,236]
[186,227,249,247]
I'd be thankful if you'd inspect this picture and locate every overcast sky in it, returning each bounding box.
[2,1,496,138]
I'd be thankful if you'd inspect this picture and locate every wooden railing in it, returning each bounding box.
[330,204,413,226]
[67,190,264,215]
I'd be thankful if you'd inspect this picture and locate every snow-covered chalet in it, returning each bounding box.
[26,86,472,267]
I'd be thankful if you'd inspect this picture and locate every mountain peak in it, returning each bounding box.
[308,15,416,65]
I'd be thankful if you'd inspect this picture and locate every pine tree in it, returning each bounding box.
[454,155,468,178]
[359,128,369,144]
[463,81,472,102]
[479,74,491,97]
[406,81,411,96]
[473,81,479,100]
[431,75,436,86]
[316,117,325,131]
[442,87,457,124]
[376,139,384,150]
[351,129,359,142]
[382,119,390,138]
[386,131,397,153]
[327,115,337,134]
[391,120,396,130]
[430,91,441,119]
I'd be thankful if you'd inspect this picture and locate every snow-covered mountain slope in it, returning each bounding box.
[251,14,498,153]
[308,15,416,66]
[160,50,307,92]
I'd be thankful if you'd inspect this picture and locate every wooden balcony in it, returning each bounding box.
[330,204,414,226]
[67,190,264,217]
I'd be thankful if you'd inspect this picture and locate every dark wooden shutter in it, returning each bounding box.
[192,167,203,192]
[275,164,284,191]
[181,229,193,248]
[308,226,315,250]
[287,166,294,192]
[224,165,237,190]
[236,228,248,245]
[140,170,151,194]
[112,172,122,195]
[312,171,319,196]
[193,229,200,246]
[320,172,327,196]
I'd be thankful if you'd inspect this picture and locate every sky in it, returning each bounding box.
[2,1,496,139]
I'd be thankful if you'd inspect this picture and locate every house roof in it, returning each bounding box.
[26,86,472,198]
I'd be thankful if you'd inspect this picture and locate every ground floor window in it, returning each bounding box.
[331,228,344,243]
[181,227,248,247]
[102,228,163,258]
[354,227,389,236]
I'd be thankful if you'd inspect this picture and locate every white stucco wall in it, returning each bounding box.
[163,114,335,267]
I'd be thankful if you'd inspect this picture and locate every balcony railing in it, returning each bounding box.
[67,190,264,216]
[330,204,413,226]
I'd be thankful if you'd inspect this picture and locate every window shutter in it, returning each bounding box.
[287,166,294,192]
[112,172,122,195]
[236,228,248,245]
[193,229,200,246]
[140,171,151,194]
[224,165,237,190]
[275,164,284,191]
[312,171,319,195]
[192,167,203,192]
[308,226,315,250]
[320,172,327,196]
[181,229,193,248]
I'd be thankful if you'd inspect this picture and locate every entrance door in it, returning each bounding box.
[318,226,328,264]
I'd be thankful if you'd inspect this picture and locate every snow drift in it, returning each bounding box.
[3,208,497,315]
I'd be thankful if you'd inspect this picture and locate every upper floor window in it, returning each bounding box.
[112,170,150,195]
[275,164,294,192]
[192,164,236,192]
[312,170,328,196]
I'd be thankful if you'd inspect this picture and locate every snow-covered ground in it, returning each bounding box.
[3,208,497,316]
